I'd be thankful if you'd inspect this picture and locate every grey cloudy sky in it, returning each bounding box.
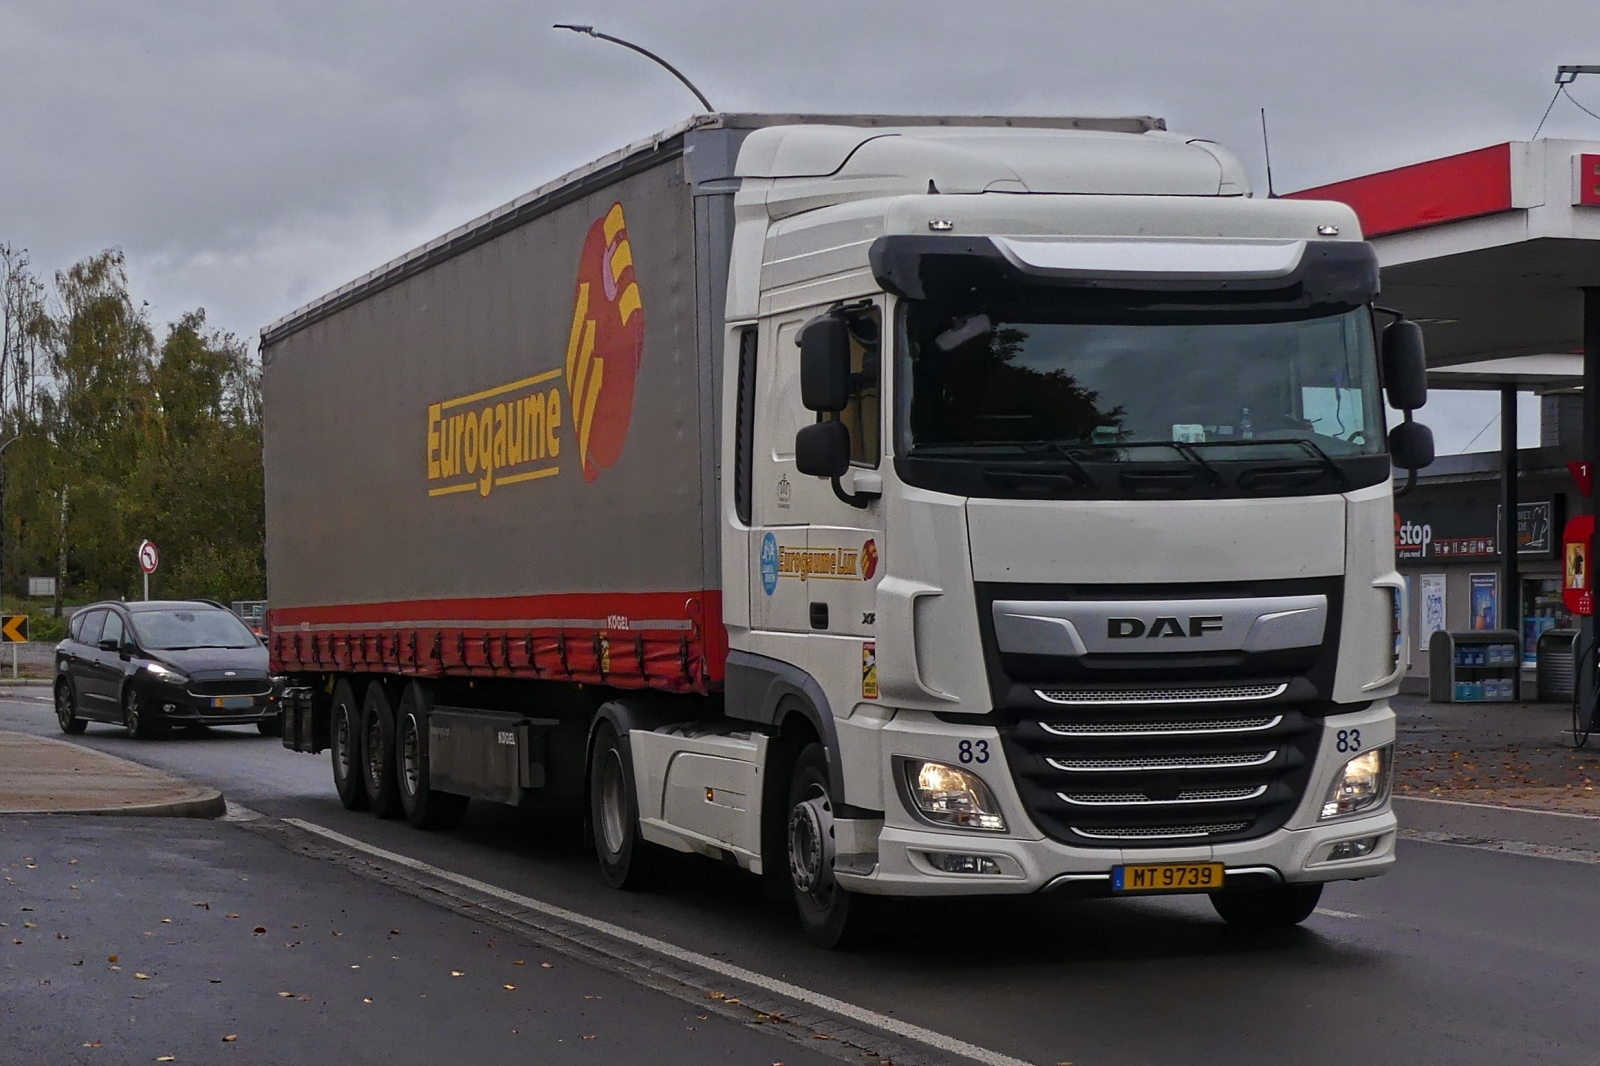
[2,0,1590,449]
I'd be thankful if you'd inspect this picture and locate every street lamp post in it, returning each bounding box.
[552,24,715,113]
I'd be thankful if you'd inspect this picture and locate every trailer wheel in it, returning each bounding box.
[396,682,469,831]
[1209,882,1323,930]
[330,679,369,811]
[361,681,404,819]
[786,743,873,949]
[589,720,662,890]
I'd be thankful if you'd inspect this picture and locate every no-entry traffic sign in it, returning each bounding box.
[138,539,160,574]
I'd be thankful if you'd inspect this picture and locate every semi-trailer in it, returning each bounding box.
[265,112,1433,947]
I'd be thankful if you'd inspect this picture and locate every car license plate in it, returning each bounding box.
[211,696,254,709]
[1112,862,1224,893]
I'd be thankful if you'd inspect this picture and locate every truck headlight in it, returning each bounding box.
[1320,744,1392,820]
[144,661,189,685]
[900,759,1006,832]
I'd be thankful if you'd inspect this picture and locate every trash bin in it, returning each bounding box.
[1536,629,1579,702]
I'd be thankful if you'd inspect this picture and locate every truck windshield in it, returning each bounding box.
[899,304,1384,463]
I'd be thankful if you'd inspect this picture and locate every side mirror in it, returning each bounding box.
[97,638,119,653]
[799,315,851,412]
[1389,419,1434,471]
[796,420,851,479]
[1382,319,1428,411]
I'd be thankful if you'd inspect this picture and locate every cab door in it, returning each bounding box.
[748,302,885,639]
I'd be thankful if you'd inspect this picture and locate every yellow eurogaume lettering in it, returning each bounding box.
[463,411,479,474]
[547,389,561,458]
[507,400,523,466]
[427,377,563,499]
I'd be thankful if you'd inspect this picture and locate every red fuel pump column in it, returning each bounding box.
[1563,513,1594,618]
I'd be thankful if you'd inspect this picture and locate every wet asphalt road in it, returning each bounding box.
[4,690,1600,1066]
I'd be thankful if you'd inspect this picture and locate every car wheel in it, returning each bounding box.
[361,681,404,819]
[396,682,469,831]
[55,678,86,734]
[589,716,664,890]
[787,742,874,949]
[329,678,369,811]
[122,686,164,740]
[1209,883,1323,930]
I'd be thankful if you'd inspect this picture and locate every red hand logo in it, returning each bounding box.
[565,203,644,482]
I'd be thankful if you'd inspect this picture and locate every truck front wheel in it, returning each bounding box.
[589,720,663,890]
[1209,882,1323,930]
[787,743,873,949]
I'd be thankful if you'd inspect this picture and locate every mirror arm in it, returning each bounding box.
[1393,409,1420,498]
[831,476,879,509]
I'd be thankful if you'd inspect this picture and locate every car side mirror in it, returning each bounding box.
[798,314,851,412]
[1390,419,1434,471]
[796,420,851,479]
[1382,319,1428,412]
[96,638,119,652]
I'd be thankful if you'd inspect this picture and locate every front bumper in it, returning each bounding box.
[835,702,1397,897]
[140,679,281,726]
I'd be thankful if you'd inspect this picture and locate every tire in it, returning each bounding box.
[786,742,874,949]
[122,686,164,740]
[361,681,404,819]
[396,682,469,831]
[1209,882,1323,930]
[329,678,370,812]
[55,678,86,734]
[588,718,664,890]
[257,712,283,737]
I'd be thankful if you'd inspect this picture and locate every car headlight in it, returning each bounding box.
[900,759,1007,832]
[144,662,189,684]
[1320,744,1392,820]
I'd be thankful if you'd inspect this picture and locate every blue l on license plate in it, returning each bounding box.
[212,696,254,709]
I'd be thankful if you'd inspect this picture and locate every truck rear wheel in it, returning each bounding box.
[1209,882,1323,930]
[589,719,663,890]
[396,682,469,831]
[329,678,368,811]
[361,681,404,819]
[787,742,873,949]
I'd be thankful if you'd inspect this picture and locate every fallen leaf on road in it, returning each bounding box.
[253,928,266,935]
[389,929,401,935]
[23,922,36,928]
[450,971,465,977]
[109,965,120,971]
[194,902,209,909]
[297,995,310,1002]
[584,995,601,1000]
[813,1034,833,1040]
[209,979,221,983]
[513,960,524,966]
[70,885,79,890]
[156,1056,175,1062]
[363,998,372,1004]
[226,914,239,919]
[69,860,78,865]
[108,955,118,963]
[503,984,516,990]
[160,919,172,924]
[277,992,293,998]
[82,1041,100,1048]
[540,962,553,969]
[581,1035,596,1041]
[350,965,359,970]
[222,1035,237,1043]
[708,991,727,1000]
[135,973,150,980]
[73,960,83,966]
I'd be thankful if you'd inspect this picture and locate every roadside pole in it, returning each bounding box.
[138,539,159,602]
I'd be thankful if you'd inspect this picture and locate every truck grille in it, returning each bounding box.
[1036,683,1286,705]
[998,699,1320,848]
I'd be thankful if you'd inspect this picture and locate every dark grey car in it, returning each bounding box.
[54,600,284,739]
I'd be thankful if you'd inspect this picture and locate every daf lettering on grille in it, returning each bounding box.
[992,594,1327,657]
[1106,616,1225,639]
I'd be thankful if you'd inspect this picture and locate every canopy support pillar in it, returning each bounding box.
[1501,385,1519,664]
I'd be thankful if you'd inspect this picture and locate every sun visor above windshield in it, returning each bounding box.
[869,235,1379,311]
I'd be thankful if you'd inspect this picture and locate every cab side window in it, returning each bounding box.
[839,307,882,467]
[78,610,106,647]
[101,612,124,649]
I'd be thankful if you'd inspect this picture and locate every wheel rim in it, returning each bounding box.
[598,748,628,856]
[400,714,422,796]
[56,685,73,727]
[334,705,353,778]
[365,713,383,786]
[788,786,835,903]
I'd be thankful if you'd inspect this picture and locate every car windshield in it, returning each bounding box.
[899,303,1384,461]
[130,609,258,650]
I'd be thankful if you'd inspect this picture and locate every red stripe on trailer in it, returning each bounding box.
[267,590,726,693]
[1285,143,1514,238]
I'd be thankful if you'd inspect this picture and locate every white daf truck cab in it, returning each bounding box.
[687,120,1430,945]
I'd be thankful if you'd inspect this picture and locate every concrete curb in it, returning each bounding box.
[0,789,227,819]
[0,680,53,688]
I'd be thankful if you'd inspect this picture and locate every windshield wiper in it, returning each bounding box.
[1184,437,1350,488]
[912,441,1100,489]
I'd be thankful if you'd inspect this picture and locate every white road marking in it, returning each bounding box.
[1396,795,1600,822]
[285,817,1036,1066]
[1399,828,1600,864]
[1313,907,1363,919]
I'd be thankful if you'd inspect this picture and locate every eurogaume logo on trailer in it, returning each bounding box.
[424,201,645,497]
